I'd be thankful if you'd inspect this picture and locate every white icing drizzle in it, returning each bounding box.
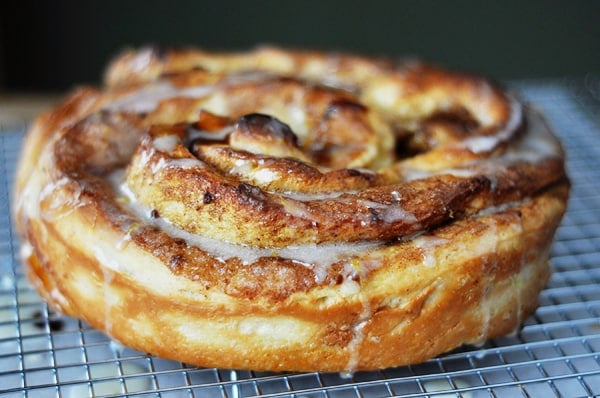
[158,212,380,269]
[229,158,255,176]
[442,168,479,179]
[152,135,180,153]
[401,167,433,182]
[481,220,498,346]
[279,198,315,221]
[163,158,205,170]
[38,175,70,200]
[473,198,529,218]
[252,168,279,184]
[188,125,232,141]
[109,339,127,357]
[19,240,34,261]
[104,71,274,113]
[104,81,213,113]
[470,298,492,348]
[412,235,449,267]
[36,175,92,224]
[112,171,382,275]
[344,297,372,373]
[278,189,360,201]
[461,136,501,154]
[381,205,419,224]
[229,158,286,186]
[17,145,62,222]
[115,231,132,251]
[459,96,523,154]
[287,103,308,134]
[355,199,418,225]
[502,109,562,163]
[49,288,69,312]
[136,136,206,174]
[463,105,559,167]
[398,106,562,198]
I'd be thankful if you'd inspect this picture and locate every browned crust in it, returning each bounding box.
[20,184,566,371]
[13,46,569,372]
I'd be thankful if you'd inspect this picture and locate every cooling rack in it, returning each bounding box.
[1,77,599,397]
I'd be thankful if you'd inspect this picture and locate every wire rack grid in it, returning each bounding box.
[1,77,599,398]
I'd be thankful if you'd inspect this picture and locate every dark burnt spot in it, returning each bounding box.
[236,113,299,146]
[237,183,267,204]
[168,254,185,271]
[150,209,160,219]
[368,208,383,223]
[203,192,213,204]
[394,132,422,159]
[237,182,253,195]
[186,137,202,153]
[173,238,187,246]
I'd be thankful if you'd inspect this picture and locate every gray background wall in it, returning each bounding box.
[1,0,599,92]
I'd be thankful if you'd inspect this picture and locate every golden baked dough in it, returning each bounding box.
[13,46,569,372]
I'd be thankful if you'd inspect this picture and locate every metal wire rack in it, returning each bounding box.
[1,77,599,397]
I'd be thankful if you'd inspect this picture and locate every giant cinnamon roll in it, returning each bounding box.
[14,46,569,372]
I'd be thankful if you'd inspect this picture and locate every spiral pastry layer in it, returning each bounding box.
[14,46,569,372]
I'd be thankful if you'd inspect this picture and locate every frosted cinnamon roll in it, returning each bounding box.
[14,46,569,372]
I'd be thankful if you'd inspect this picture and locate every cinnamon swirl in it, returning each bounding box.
[14,46,569,372]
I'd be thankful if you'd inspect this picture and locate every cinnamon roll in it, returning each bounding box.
[13,46,569,372]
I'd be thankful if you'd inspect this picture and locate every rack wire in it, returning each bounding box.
[1,77,599,397]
